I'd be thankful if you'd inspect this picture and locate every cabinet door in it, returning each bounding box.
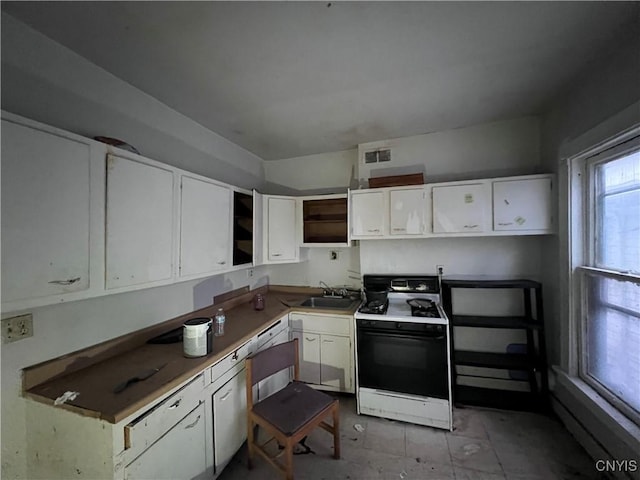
[389,188,426,236]
[180,176,230,277]
[493,177,553,232]
[266,196,298,262]
[292,330,321,384]
[1,120,91,302]
[213,368,247,471]
[106,155,174,289]
[125,403,206,480]
[433,183,488,233]
[351,190,386,237]
[320,335,352,392]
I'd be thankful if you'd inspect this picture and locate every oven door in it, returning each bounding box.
[356,320,448,399]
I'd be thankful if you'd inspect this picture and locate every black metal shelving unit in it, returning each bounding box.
[442,278,549,412]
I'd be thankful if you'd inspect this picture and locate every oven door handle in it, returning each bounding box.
[358,330,445,341]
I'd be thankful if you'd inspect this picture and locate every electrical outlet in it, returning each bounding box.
[247,268,254,278]
[1,313,33,344]
[436,265,445,275]
[330,250,339,261]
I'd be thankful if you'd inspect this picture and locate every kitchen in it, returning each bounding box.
[2,2,639,480]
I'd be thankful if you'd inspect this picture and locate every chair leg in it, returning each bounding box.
[332,404,341,459]
[284,439,294,480]
[247,419,254,470]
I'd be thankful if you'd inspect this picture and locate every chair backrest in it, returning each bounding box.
[247,338,299,386]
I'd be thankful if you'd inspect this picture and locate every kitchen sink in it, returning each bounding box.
[300,297,359,309]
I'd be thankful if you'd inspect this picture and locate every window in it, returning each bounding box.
[578,143,640,423]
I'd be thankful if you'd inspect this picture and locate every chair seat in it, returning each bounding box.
[252,381,335,435]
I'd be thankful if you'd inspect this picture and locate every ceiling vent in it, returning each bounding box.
[364,148,391,164]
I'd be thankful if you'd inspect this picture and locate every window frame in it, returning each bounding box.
[575,132,640,426]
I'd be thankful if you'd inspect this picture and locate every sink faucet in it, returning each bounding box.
[320,281,341,297]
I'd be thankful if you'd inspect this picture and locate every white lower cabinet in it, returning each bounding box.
[292,331,322,384]
[212,368,247,472]
[125,403,207,480]
[290,312,354,393]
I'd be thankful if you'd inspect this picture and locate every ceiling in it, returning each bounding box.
[2,2,638,161]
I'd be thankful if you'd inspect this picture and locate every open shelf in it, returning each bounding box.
[442,278,549,412]
[455,350,538,370]
[451,315,542,329]
[302,196,348,245]
[454,385,544,411]
[233,192,253,266]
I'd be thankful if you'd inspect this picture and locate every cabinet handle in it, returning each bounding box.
[463,225,478,229]
[168,398,182,410]
[392,228,406,232]
[322,339,334,343]
[217,261,227,265]
[366,229,380,233]
[185,415,201,429]
[498,222,513,226]
[272,253,282,257]
[305,337,316,342]
[48,277,81,286]
[220,389,233,401]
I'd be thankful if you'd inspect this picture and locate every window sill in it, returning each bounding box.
[552,366,640,450]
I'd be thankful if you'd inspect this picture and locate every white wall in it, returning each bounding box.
[357,116,541,184]
[266,247,362,290]
[0,14,268,479]
[264,149,361,288]
[0,13,264,190]
[264,149,357,194]
[360,237,542,278]
[357,117,544,279]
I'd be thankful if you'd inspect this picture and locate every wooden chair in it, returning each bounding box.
[245,338,340,480]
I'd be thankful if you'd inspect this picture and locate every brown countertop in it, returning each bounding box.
[24,286,359,424]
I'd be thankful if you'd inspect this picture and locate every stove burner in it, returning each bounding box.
[406,298,440,318]
[358,299,389,315]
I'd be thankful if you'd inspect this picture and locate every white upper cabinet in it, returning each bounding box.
[351,190,387,238]
[492,175,554,233]
[106,154,175,290]
[179,175,231,278]
[1,119,95,307]
[432,182,490,234]
[265,195,299,263]
[389,187,428,236]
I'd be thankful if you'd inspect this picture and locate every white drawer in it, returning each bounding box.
[124,373,205,460]
[289,313,351,336]
[210,339,252,384]
[256,318,288,350]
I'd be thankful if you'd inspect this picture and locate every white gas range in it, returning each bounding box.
[354,275,453,430]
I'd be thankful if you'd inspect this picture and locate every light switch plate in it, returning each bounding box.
[1,313,33,343]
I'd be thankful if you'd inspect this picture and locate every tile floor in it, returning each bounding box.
[219,394,602,480]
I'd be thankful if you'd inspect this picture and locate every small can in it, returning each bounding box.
[183,318,212,357]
